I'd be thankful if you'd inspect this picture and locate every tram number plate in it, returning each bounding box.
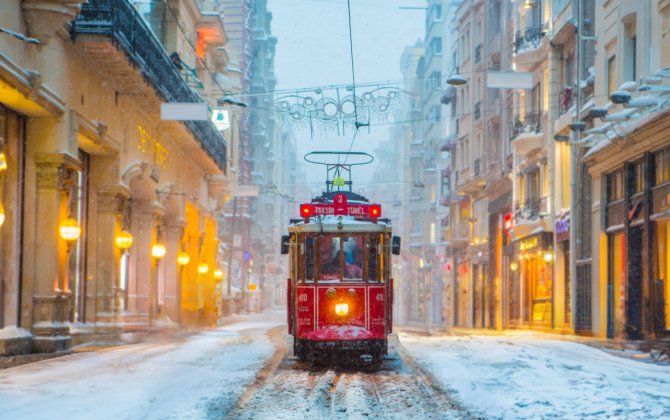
[368,287,386,336]
[296,288,315,335]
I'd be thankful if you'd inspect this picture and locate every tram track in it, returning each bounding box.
[227,330,470,419]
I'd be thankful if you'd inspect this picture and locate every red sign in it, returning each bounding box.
[300,202,382,218]
[334,193,347,215]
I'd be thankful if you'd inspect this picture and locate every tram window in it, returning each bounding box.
[305,236,315,283]
[343,235,363,281]
[367,235,379,283]
[319,236,341,281]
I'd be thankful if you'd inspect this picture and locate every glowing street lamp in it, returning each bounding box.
[544,247,554,264]
[198,262,209,274]
[59,218,81,243]
[115,230,133,250]
[151,243,166,259]
[177,252,191,266]
[213,268,223,280]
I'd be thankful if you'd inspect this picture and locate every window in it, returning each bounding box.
[412,212,421,234]
[431,37,442,55]
[531,83,542,114]
[343,235,363,281]
[607,56,616,96]
[318,235,340,281]
[655,220,670,330]
[607,170,624,202]
[633,160,645,194]
[656,148,670,185]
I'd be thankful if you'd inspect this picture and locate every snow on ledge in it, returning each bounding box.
[0,326,32,339]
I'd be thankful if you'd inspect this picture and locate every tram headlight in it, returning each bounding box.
[335,302,349,316]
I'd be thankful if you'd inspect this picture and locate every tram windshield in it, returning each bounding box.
[307,233,383,283]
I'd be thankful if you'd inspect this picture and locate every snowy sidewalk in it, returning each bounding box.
[0,312,283,420]
[399,332,670,419]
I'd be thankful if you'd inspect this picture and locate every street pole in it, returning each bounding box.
[569,0,583,332]
[227,196,238,298]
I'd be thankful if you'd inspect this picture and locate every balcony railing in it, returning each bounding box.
[514,25,546,53]
[511,112,543,141]
[514,196,548,221]
[71,0,227,172]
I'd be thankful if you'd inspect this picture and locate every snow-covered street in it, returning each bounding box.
[2,313,670,419]
[0,313,283,420]
[400,332,670,419]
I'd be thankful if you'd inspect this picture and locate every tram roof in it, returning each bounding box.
[288,216,392,233]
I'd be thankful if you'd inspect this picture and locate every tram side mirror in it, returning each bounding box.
[392,236,401,255]
[280,235,290,255]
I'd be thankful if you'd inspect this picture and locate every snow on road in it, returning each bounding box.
[399,332,670,419]
[0,313,282,420]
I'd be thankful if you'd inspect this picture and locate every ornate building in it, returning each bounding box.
[0,0,231,355]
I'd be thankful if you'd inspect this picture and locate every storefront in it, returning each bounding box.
[0,104,25,330]
[652,146,670,338]
[513,232,554,327]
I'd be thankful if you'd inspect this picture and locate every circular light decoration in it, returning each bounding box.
[177,252,191,266]
[213,268,223,280]
[59,218,81,242]
[151,243,166,259]
[197,262,209,274]
[115,230,133,250]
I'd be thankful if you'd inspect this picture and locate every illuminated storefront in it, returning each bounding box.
[512,232,554,327]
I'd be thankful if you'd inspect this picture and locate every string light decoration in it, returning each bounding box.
[273,86,409,135]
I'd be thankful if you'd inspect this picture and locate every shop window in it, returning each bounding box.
[607,170,624,202]
[70,150,89,323]
[0,105,25,327]
[655,221,670,330]
[608,232,626,337]
[655,148,670,185]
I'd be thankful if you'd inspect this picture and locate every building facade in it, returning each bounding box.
[0,0,233,355]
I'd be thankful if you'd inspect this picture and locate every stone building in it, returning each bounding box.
[0,0,231,355]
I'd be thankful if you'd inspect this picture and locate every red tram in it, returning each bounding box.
[281,152,400,363]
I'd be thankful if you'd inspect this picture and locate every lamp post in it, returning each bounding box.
[176,250,190,324]
[59,217,81,295]
[150,241,166,328]
[114,230,133,317]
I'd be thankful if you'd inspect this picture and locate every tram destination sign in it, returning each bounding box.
[311,203,371,216]
[300,194,381,219]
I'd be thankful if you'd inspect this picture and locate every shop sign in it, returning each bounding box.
[556,217,570,242]
[519,236,539,252]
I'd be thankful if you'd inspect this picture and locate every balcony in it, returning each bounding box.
[511,113,544,157]
[512,196,553,238]
[71,0,227,172]
[439,133,457,152]
[513,25,548,69]
[456,169,485,196]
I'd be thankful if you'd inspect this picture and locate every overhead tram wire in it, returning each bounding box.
[344,0,365,164]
